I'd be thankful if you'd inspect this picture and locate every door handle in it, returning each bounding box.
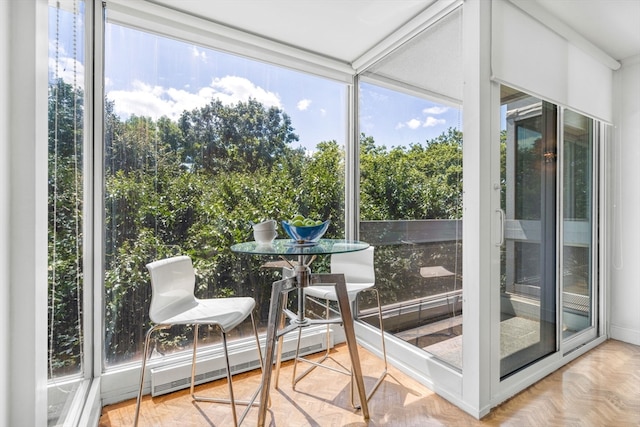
[496,208,505,246]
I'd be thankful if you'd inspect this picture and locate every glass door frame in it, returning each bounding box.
[559,108,601,351]
[490,81,607,403]
[498,90,559,380]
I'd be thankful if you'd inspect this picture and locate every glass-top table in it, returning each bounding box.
[231,238,369,256]
[231,238,370,426]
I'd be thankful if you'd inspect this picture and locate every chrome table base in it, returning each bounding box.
[256,255,370,426]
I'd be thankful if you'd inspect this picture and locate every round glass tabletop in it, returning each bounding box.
[230,238,369,256]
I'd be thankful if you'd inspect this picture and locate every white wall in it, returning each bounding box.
[2,1,49,426]
[609,54,640,346]
[0,0,10,424]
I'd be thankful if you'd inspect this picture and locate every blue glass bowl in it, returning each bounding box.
[281,220,330,243]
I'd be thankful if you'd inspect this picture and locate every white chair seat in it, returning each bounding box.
[134,255,263,427]
[292,246,388,406]
[304,282,374,303]
[154,297,255,331]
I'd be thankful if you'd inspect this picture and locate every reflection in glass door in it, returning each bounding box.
[499,86,557,378]
[499,86,600,377]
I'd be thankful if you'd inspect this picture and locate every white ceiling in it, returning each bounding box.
[536,0,640,61]
[149,0,640,64]
[148,0,439,64]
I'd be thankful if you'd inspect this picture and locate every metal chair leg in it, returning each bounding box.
[292,297,349,389]
[291,286,389,409]
[190,324,200,398]
[273,291,288,390]
[356,288,388,404]
[189,319,263,427]
[134,324,170,427]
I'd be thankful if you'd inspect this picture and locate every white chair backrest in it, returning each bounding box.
[330,246,375,284]
[146,255,197,323]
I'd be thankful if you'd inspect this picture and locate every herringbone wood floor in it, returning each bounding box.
[100,339,640,426]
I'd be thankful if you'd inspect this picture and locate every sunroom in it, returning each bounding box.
[2,0,639,426]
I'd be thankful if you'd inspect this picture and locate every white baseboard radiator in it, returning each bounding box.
[150,328,330,396]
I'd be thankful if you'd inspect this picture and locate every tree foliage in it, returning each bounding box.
[49,83,467,370]
[360,128,462,220]
[48,79,84,375]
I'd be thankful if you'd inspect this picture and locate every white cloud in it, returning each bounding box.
[108,81,172,119]
[106,76,282,120]
[399,118,423,130]
[361,114,376,133]
[210,76,281,108]
[423,117,446,127]
[407,119,423,129]
[297,99,312,111]
[319,108,327,117]
[422,106,449,115]
[49,40,86,88]
[396,104,449,131]
[191,46,207,62]
[49,55,85,89]
[396,115,446,131]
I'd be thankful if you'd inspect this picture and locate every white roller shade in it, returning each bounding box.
[362,6,463,105]
[492,0,613,123]
[104,0,354,83]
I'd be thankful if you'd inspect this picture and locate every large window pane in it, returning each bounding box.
[48,0,86,424]
[358,81,463,369]
[103,22,346,367]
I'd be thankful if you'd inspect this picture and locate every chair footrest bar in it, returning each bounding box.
[192,396,261,406]
[295,356,351,377]
[292,355,351,388]
[364,369,388,402]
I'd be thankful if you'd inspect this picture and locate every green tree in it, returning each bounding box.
[103,97,307,362]
[99,96,467,362]
[179,98,299,174]
[48,78,84,375]
[360,128,463,220]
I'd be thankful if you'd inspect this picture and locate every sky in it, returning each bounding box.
[50,5,462,153]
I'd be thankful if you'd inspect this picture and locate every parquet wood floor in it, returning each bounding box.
[99,339,639,426]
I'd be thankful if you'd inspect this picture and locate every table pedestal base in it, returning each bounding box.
[256,273,370,427]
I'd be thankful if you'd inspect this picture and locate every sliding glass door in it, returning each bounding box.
[498,85,599,379]
[499,86,557,378]
[561,109,597,343]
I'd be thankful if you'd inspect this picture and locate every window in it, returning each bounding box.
[358,81,463,369]
[103,21,347,367]
[355,4,464,371]
[48,0,88,424]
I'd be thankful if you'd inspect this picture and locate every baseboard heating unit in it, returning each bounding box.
[150,327,330,396]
